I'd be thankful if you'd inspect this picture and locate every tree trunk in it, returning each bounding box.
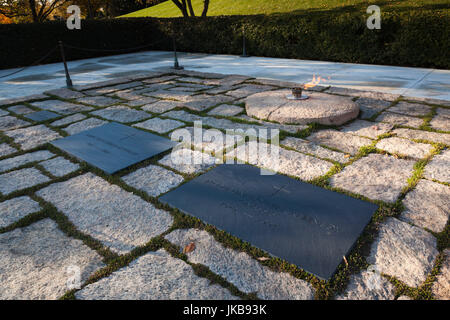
[187,0,195,17]
[201,0,209,17]
[172,0,189,17]
[28,0,38,22]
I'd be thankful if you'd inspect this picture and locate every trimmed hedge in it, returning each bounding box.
[0,8,449,70]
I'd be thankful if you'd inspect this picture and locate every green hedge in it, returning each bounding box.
[0,9,449,70]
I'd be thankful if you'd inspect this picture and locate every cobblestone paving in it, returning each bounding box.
[0,70,448,300]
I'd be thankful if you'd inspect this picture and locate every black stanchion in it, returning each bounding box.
[58,40,73,88]
[172,37,184,70]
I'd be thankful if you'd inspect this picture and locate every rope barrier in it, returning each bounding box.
[0,46,58,79]
[62,38,166,53]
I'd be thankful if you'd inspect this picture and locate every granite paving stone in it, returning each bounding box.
[7,105,34,115]
[227,142,334,180]
[91,106,150,123]
[355,98,391,119]
[376,137,434,159]
[0,196,41,228]
[76,96,121,107]
[0,150,54,172]
[368,217,438,288]
[44,88,85,99]
[281,137,349,163]
[393,128,450,145]
[336,270,396,300]
[207,104,244,117]
[122,165,184,197]
[376,111,424,128]
[36,173,173,254]
[166,229,315,300]
[0,143,17,158]
[430,115,450,131]
[158,148,218,174]
[75,249,236,300]
[40,157,80,177]
[0,219,105,300]
[0,116,30,131]
[306,129,373,155]
[341,120,393,139]
[388,102,432,117]
[64,118,108,135]
[0,109,8,116]
[0,168,50,195]
[31,100,93,114]
[432,249,450,300]
[330,153,415,202]
[182,94,236,112]
[423,149,450,183]
[401,179,450,233]
[141,100,183,113]
[133,117,184,134]
[5,125,61,150]
[50,113,86,127]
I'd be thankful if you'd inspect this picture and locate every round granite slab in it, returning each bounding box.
[245,90,359,125]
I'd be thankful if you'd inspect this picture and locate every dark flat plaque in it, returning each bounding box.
[25,110,60,121]
[51,122,176,174]
[160,164,378,280]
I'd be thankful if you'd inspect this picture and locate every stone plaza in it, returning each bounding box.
[0,69,448,300]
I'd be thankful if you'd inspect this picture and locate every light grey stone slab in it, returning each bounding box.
[0,168,50,195]
[376,137,434,159]
[217,75,251,87]
[330,154,415,202]
[0,143,16,158]
[0,116,30,131]
[307,129,373,155]
[401,179,449,233]
[341,120,393,139]
[281,137,349,163]
[432,249,450,300]
[0,109,8,116]
[142,75,179,84]
[227,142,334,180]
[393,128,450,145]
[166,229,315,300]
[430,115,450,132]
[208,104,244,117]
[0,94,48,106]
[0,196,41,228]
[158,148,218,174]
[31,100,93,115]
[389,102,432,117]
[168,84,213,92]
[5,125,61,150]
[147,90,194,102]
[326,87,400,101]
[122,165,183,197]
[355,98,391,119]
[170,127,244,154]
[176,77,220,85]
[134,117,184,134]
[182,94,236,112]
[246,90,359,126]
[141,100,183,113]
[40,157,80,177]
[76,96,121,107]
[368,217,438,288]
[423,149,450,183]
[124,97,158,107]
[0,219,105,300]
[436,108,450,118]
[235,115,307,134]
[44,88,85,99]
[76,249,236,300]
[84,81,143,95]
[91,106,150,123]
[0,150,54,172]
[336,270,396,300]
[36,173,173,254]
[204,85,235,95]
[7,105,34,115]
[227,84,275,98]
[64,118,108,135]
[376,111,423,128]
[50,113,86,127]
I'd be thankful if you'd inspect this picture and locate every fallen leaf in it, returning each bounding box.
[344,154,351,158]
[343,256,349,267]
[257,257,270,262]
[371,125,379,130]
[183,242,196,254]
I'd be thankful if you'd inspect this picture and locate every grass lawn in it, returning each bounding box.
[121,0,446,18]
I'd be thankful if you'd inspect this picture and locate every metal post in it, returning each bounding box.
[241,26,249,58]
[172,37,184,70]
[58,41,73,88]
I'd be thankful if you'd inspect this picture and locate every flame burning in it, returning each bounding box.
[304,74,330,89]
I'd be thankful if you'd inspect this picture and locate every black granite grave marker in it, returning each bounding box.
[51,122,176,174]
[160,164,378,280]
